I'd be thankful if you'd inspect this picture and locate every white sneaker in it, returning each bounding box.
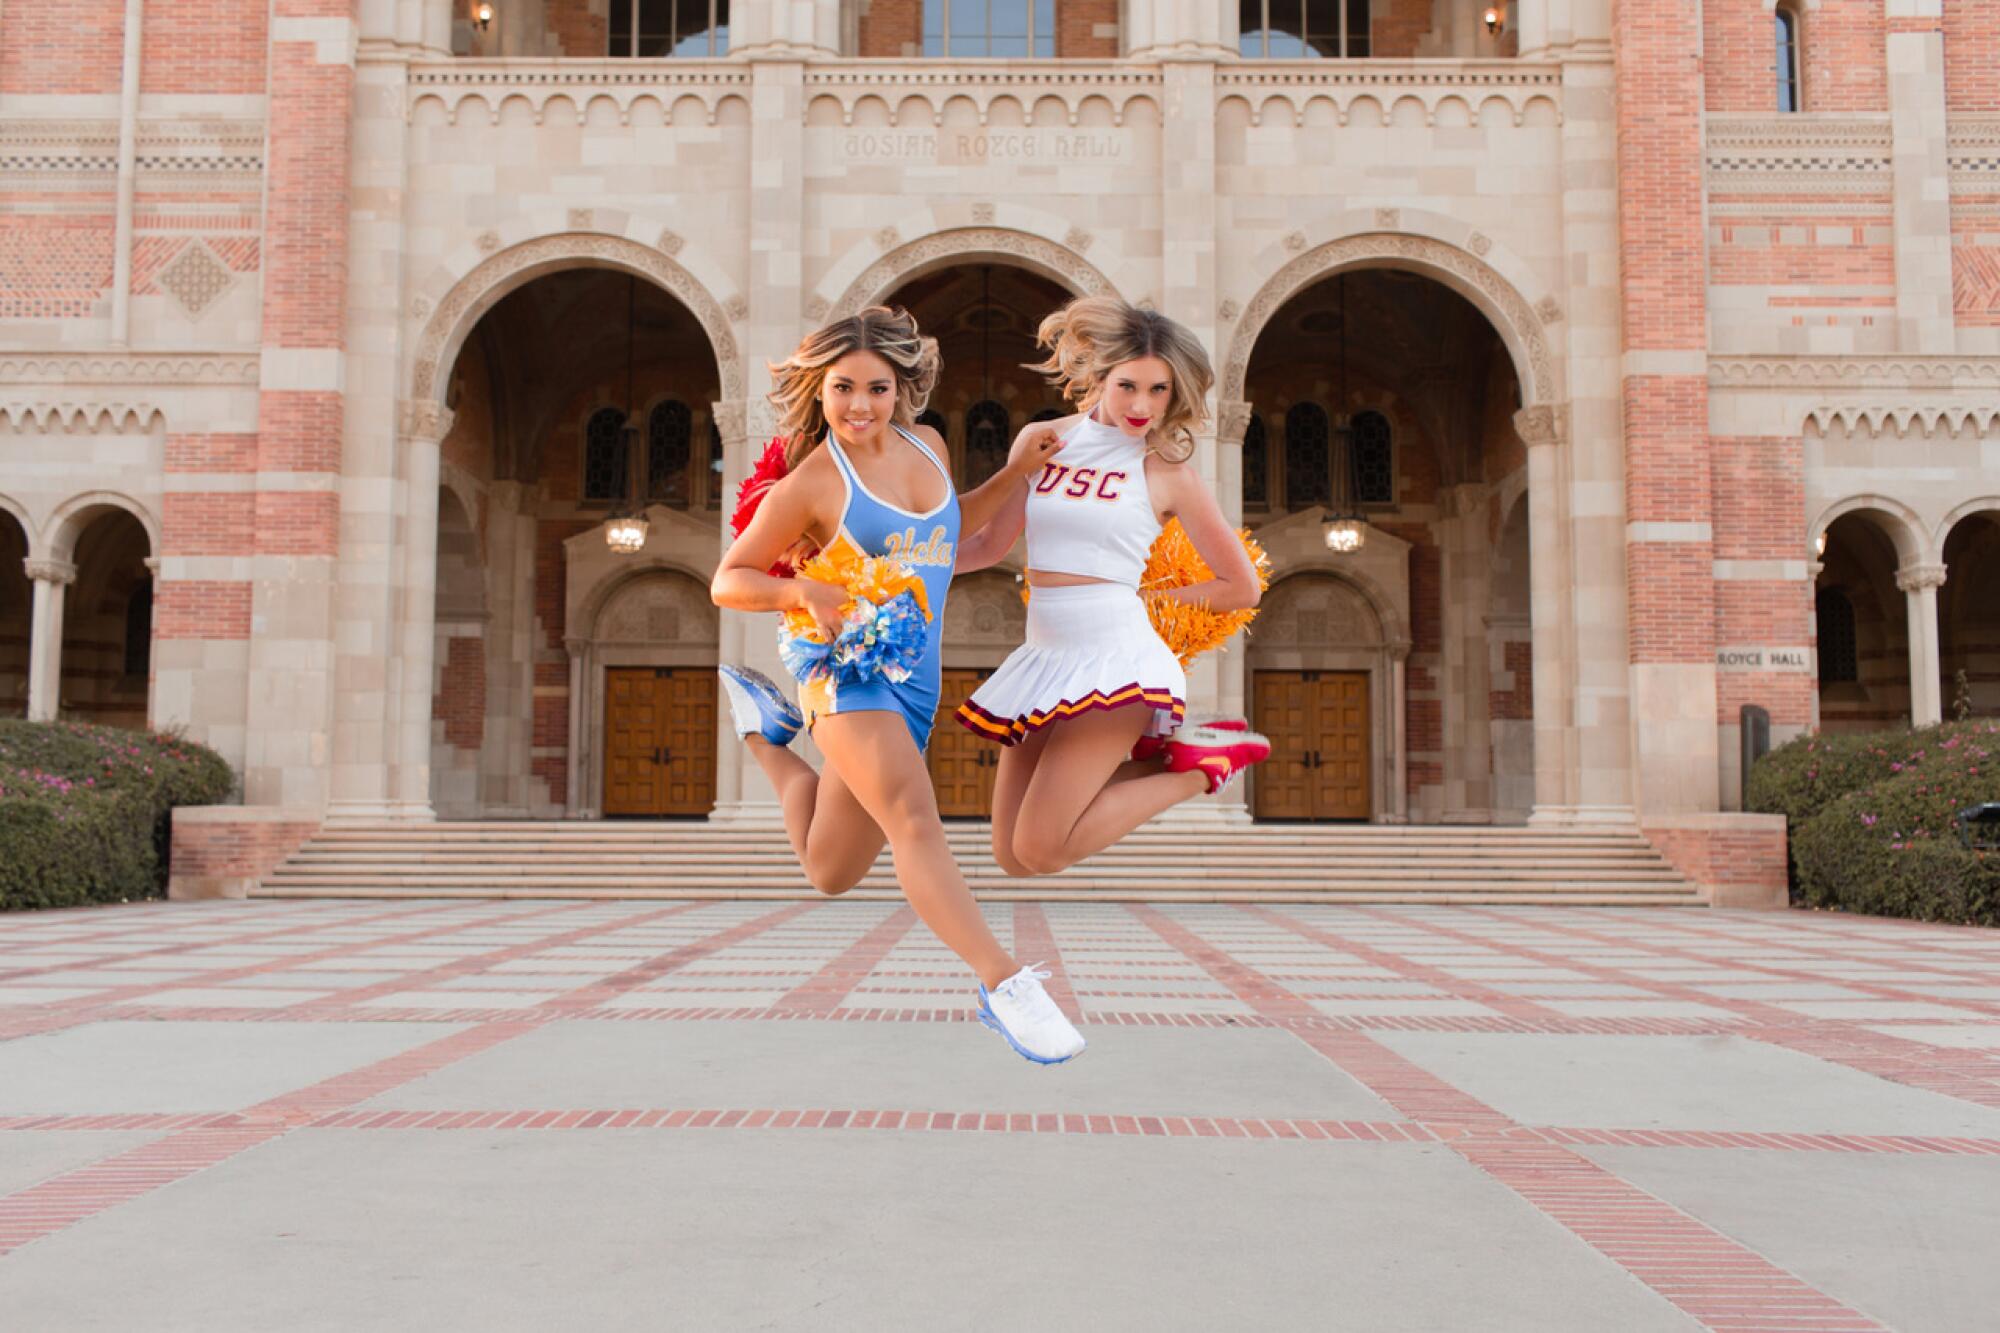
[977,964,1087,1065]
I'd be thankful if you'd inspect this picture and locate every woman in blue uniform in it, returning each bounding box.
[711,306,1086,1064]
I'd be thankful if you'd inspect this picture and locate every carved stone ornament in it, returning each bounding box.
[804,295,830,321]
[156,241,236,319]
[833,228,1113,319]
[941,576,1027,647]
[1064,226,1094,253]
[23,558,77,585]
[1468,232,1492,256]
[657,229,685,255]
[725,294,748,321]
[1224,232,1557,407]
[1512,404,1560,448]
[399,398,456,442]
[412,233,744,401]
[1536,295,1563,325]
[1895,563,1948,593]
[596,572,719,645]
[567,208,595,230]
[1374,208,1401,230]
[971,201,996,224]
[1254,575,1382,649]
[1283,231,1307,252]
[1219,299,1240,322]
[1216,399,1254,442]
[875,225,901,250]
[475,230,500,253]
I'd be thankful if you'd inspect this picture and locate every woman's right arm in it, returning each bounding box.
[711,468,845,633]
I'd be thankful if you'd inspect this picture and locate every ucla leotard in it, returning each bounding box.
[797,423,959,751]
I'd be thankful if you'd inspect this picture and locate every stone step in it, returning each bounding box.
[263,819,1701,903]
[256,884,1703,906]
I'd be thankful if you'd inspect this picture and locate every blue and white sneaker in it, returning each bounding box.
[718,664,803,747]
[977,964,1086,1065]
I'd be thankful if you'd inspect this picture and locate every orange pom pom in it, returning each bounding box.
[780,548,932,642]
[1137,520,1272,666]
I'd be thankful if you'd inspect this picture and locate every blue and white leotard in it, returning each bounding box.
[797,423,960,752]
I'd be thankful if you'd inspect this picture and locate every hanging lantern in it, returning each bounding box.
[604,274,649,554]
[1320,274,1368,554]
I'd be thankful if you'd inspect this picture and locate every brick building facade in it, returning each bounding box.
[2,1,1995,886]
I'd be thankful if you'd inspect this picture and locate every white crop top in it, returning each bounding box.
[1023,412,1160,588]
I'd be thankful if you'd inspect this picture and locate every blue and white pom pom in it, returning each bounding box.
[777,588,928,687]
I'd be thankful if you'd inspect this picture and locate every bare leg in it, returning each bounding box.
[987,728,1051,878]
[812,711,1018,988]
[743,735,887,896]
[1010,707,1206,876]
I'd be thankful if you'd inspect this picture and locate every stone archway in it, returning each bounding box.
[832,227,1114,321]
[1221,229,1560,411]
[409,231,744,408]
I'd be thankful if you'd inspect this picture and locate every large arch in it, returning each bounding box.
[43,491,162,565]
[406,227,745,409]
[1221,218,1563,412]
[826,223,1118,321]
[1810,494,1931,568]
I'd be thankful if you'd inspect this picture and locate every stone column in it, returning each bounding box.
[1124,0,1233,58]
[1805,558,1824,733]
[1438,483,1494,822]
[1885,11,1954,355]
[563,636,589,818]
[710,36,811,824]
[24,559,76,723]
[1515,405,1573,819]
[388,401,455,818]
[1389,642,1410,823]
[1212,400,1252,728]
[142,556,160,727]
[1897,562,1946,727]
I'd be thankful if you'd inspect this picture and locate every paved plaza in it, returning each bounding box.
[0,899,1996,1331]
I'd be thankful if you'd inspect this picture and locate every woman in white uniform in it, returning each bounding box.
[954,295,1271,877]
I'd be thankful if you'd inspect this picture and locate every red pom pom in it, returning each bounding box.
[731,436,807,578]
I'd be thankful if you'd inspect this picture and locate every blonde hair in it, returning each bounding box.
[767,306,941,469]
[1030,295,1213,464]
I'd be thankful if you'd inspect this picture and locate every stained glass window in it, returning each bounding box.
[647,399,693,507]
[1284,402,1331,510]
[1352,410,1393,505]
[1242,413,1269,509]
[584,407,630,503]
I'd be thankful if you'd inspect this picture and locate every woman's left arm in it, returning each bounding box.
[1150,458,1263,612]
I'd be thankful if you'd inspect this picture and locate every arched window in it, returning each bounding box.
[1240,0,1369,59]
[647,399,693,507]
[1242,413,1269,509]
[924,0,1054,57]
[583,407,630,504]
[1817,588,1858,685]
[1283,402,1332,510]
[609,0,729,57]
[123,578,152,680]
[1776,5,1802,113]
[1351,410,1393,505]
[964,400,1011,488]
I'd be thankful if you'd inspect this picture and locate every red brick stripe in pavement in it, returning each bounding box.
[1440,907,2000,1111]
[770,905,918,1013]
[0,903,820,1256]
[1125,905,1886,1333]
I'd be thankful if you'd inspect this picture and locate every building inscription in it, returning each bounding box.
[1715,647,1812,673]
[835,130,1128,165]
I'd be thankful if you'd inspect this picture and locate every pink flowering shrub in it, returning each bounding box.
[1786,720,2000,925]
[0,722,234,910]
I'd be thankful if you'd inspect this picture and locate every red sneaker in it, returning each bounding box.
[1163,724,1271,794]
[1132,717,1247,764]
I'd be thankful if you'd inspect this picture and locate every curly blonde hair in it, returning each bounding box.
[1029,295,1213,464]
[767,306,941,469]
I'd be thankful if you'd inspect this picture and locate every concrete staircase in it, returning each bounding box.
[255,821,1705,905]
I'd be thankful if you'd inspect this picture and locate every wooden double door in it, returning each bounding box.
[927,667,998,818]
[1252,669,1371,821]
[603,667,717,817]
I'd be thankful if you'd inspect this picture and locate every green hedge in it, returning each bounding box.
[1778,721,2000,926]
[0,722,235,911]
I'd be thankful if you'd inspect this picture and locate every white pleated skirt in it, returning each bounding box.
[956,582,1186,747]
